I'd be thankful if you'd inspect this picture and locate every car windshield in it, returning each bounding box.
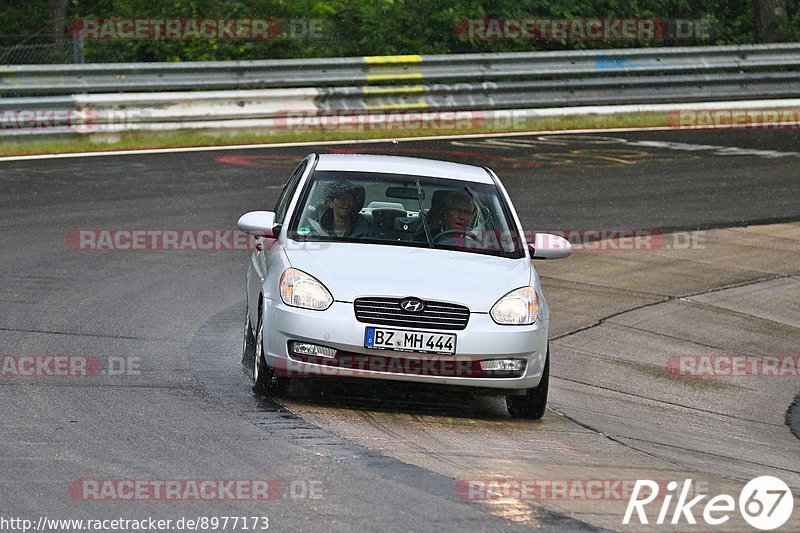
[287,170,525,259]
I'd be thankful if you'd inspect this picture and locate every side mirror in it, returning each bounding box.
[237,211,277,238]
[529,233,572,260]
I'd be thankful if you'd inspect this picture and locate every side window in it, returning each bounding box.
[273,161,307,224]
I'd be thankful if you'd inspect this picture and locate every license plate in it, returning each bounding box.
[364,327,456,355]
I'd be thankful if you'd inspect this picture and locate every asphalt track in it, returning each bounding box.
[1,129,799,531]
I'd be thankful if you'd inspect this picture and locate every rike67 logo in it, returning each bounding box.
[624,476,794,530]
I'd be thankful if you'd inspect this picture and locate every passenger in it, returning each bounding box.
[310,181,371,238]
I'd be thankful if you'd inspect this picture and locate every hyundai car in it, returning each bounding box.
[238,153,570,419]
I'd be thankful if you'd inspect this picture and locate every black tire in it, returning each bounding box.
[506,347,550,419]
[242,310,256,366]
[251,314,273,394]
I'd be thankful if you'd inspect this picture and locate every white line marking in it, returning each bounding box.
[0,126,694,163]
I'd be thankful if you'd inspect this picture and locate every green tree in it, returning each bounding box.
[0,0,798,62]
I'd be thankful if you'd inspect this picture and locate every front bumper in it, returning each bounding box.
[262,298,549,391]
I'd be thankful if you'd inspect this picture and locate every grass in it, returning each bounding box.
[0,112,672,157]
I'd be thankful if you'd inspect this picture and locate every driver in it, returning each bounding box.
[441,191,475,233]
[416,190,476,244]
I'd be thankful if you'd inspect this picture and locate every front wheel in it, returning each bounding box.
[252,314,272,394]
[506,347,549,419]
[242,310,256,366]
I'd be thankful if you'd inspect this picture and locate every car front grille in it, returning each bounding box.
[354,297,470,331]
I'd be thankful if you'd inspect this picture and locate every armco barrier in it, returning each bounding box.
[2,44,800,137]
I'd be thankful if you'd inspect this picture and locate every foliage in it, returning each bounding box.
[0,0,797,61]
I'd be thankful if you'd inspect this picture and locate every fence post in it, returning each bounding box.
[71,30,85,64]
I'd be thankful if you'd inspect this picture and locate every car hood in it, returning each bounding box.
[283,242,531,312]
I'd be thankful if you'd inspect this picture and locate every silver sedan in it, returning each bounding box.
[238,154,570,419]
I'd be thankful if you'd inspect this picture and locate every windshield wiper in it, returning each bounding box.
[464,185,494,232]
[416,179,434,248]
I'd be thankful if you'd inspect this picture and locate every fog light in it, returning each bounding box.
[290,342,337,359]
[479,359,525,372]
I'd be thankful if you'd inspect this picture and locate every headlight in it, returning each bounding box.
[279,268,333,310]
[490,286,539,325]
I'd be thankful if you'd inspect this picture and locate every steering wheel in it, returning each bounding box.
[432,229,481,243]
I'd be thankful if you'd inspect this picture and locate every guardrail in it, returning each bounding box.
[2,43,800,137]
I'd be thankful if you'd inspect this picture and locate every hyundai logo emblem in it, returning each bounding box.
[400,298,426,313]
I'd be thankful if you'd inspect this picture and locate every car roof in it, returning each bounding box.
[313,154,494,184]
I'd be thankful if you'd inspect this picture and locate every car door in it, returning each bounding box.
[247,157,311,328]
